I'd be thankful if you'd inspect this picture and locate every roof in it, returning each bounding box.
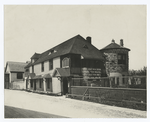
[31,53,41,59]
[43,74,51,78]
[32,74,52,79]
[99,41,130,51]
[24,73,35,79]
[53,68,70,77]
[25,35,104,68]
[24,62,32,68]
[5,61,27,72]
[33,75,43,79]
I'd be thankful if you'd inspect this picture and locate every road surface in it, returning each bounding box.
[5,106,68,118]
[4,89,146,118]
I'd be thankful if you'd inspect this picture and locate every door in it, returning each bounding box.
[34,80,36,90]
[26,79,28,89]
[63,77,68,95]
[5,74,9,89]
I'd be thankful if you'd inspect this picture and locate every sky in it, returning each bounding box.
[4,5,147,70]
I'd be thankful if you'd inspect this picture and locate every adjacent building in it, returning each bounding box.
[99,39,130,87]
[4,61,28,89]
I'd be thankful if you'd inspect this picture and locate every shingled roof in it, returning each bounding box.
[52,68,70,77]
[5,61,27,72]
[31,53,41,59]
[25,35,104,68]
[99,41,130,51]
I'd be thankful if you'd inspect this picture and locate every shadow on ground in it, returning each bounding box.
[5,106,68,118]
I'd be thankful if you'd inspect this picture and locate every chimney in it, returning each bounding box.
[26,61,30,64]
[120,39,124,46]
[111,39,115,43]
[86,36,91,44]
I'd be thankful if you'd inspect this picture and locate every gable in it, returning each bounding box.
[70,36,104,59]
[52,69,60,77]
[5,63,10,73]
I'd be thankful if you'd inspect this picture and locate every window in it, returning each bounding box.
[117,77,119,85]
[47,80,50,89]
[49,60,53,70]
[31,80,33,88]
[47,78,52,90]
[62,58,69,68]
[122,75,125,84]
[41,62,44,72]
[118,54,126,65]
[32,65,34,73]
[47,79,50,89]
[17,73,23,79]
[39,79,42,88]
[83,44,88,49]
[48,50,57,55]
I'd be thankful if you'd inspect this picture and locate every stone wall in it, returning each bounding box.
[70,86,146,110]
[102,49,129,76]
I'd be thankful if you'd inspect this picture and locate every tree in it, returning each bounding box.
[129,66,147,76]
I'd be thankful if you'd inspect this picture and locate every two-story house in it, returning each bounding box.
[24,35,105,95]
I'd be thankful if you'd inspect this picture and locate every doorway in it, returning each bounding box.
[63,77,68,95]
[34,80,36,90]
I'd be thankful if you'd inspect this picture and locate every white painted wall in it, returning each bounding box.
[52,78,61,94]
[44,61,49,72]
[6,64,10,73]
[110,72,125,86]
[53,57,60,70]
[6,64,11,83]
[12,81,25,90]
[11,72,24,82]
[33,57,61,76]
[29,66,32,73]
[34,63,41,74]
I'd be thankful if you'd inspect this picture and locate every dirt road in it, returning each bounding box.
[4,89,146,118]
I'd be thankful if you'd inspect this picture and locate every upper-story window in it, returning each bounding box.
[17,73,23,79]
[48,49,57,55]
[49,60,53,70]
[62,57,69,68]
[32,65,34,73]
[41,62,44,72]
[118,53,126,65]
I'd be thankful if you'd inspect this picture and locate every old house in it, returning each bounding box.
[99,39,130,87]
[4,61,28,89]
[24,35,105,95]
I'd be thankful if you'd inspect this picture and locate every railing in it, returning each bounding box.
[67,76,147,110]
[71,76,146,89]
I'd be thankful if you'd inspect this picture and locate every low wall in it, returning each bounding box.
[10,81,25,90]
[69,86,146,111]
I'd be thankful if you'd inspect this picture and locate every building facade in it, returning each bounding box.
[99,39,130,87]
[4,61,28,89]
[24,35,106,95]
